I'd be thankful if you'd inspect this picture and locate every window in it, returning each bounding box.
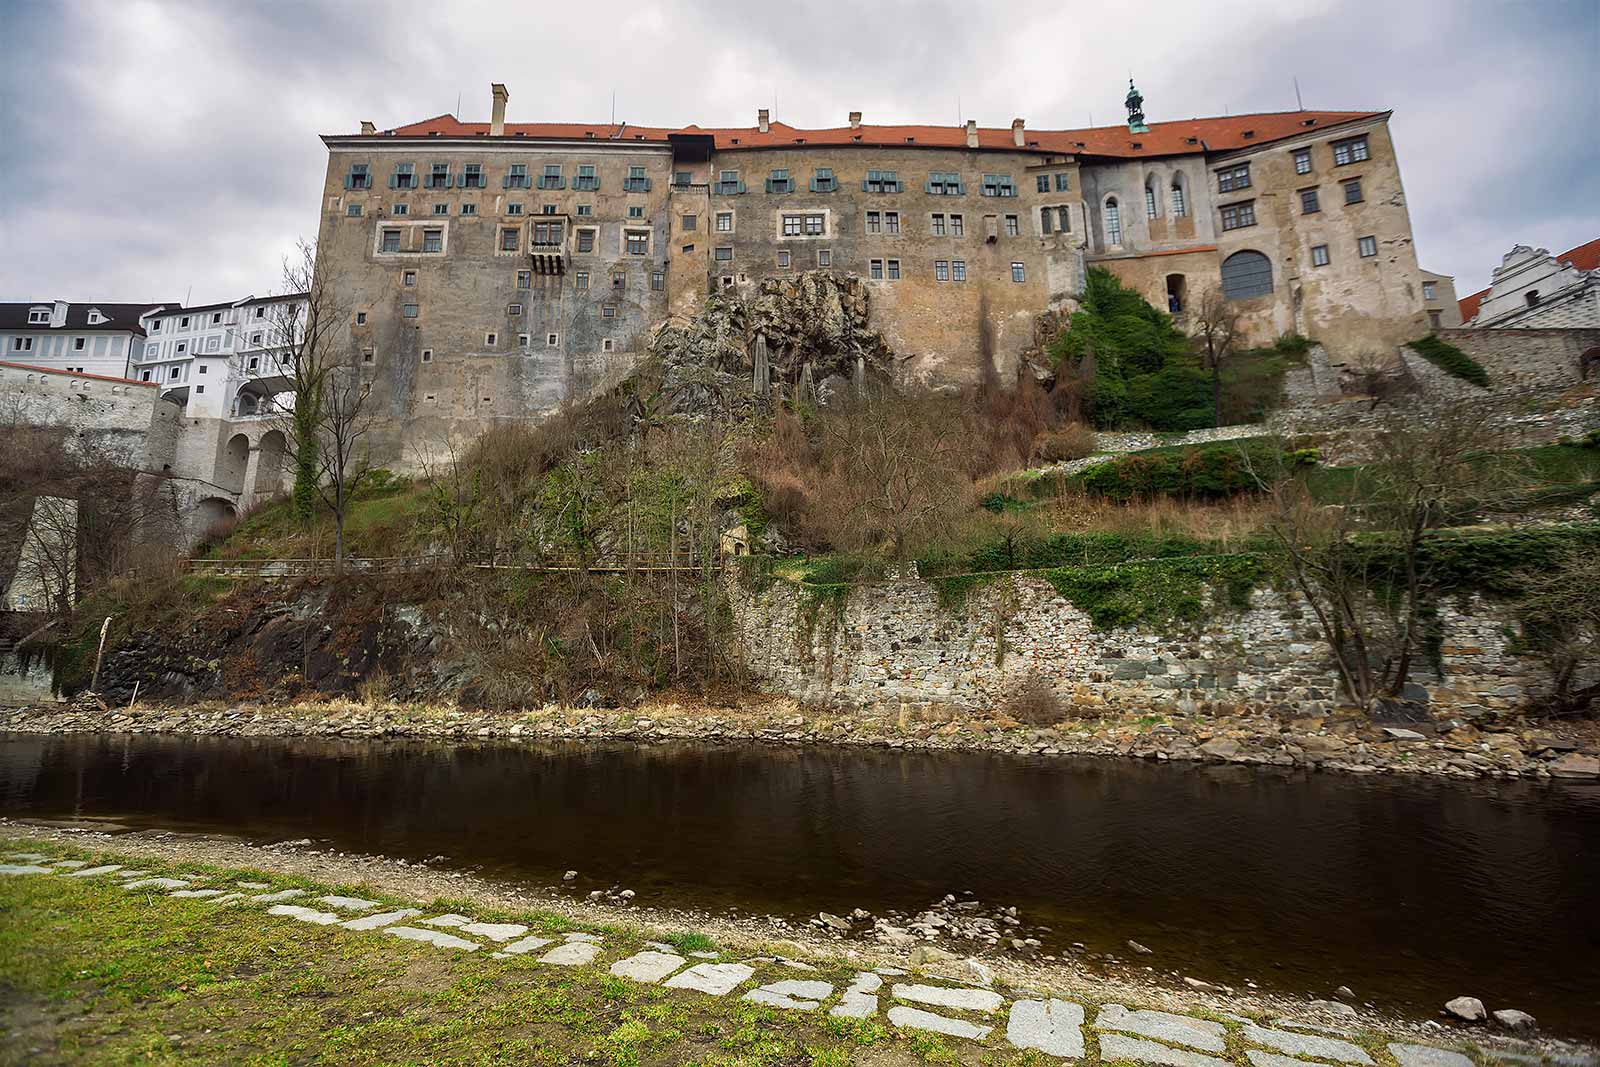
[927,171,962,195]
[1429,310,1443,329]
[1311,244,1330,267]
[1004,214,1019,237]
[142,371,151,380]
[1217,164,1251,192]
[403,304,419,318]
[885,211,900,235]
[781,213,825,237]
[612,271,626,289]
[1040,208,1052,234]
[1145,185,1158,219]
[869,259,884,280]
[601,305,618,319]
[715,211,733,232]
[171,366,181,380]
[427,163,450,189]
[500,227,520,251]
[682,213,698,231]
[627,205,644,219]
[432,202,449,216]
[1011,262,1025,283]
[542,204,556,215]
[576,228,595,253]
[507,203,524,216]
[935,260,950,281]
[461,163,484,189]
[461,203,478,216]
[197,363,206,373]
[886,259,900,280]
[1422,281,1438,301]
[575,270,589,289]
[508,302,523,316]
[810,168,837,193]
[517,333,529,348]
[651,271,664,291]
[817,249,832,267]
[539,164,564,190]
[547,334,559,347]
[361,349,374,364]
[1170,178,1187,217]
[533,221,564,246]
[1300,188,1320,214]
[507,163,530,189]
[346,163,371,190]
[625,230,649,255]
[602,338,614,352]
[1104,198,1121,244]
[1343,178,1363,204]
[74,336,86,350]
[180,316,190,327]
[864,169,901,193]
[1056,205,1071,232]
[765,168,794,193]
[251,331,263,344]
[485,332,498,346]
[1055,173,1070,192]
[931,213,947,236]
[421,348,432,362]
[392,162,416,190]
[950,214,964,237]
[981,173,1016,197]
[151,320,162,332]
[380,228,401,253]
[1293,148,1313,175]
[1332,136,1369,166]
[576,204,593,217]
[574,164,599,191]
[346,203,363,217]
[1220,250,1273,299]
[392,203,409,217]
[422,228,443,252]
[714,246,733,262]
[715,169,744,195]
[1358,235,1378,258]
[356,311,367,325]
[777,250,792,269]
[624,166,651,192]
[1036,174,1050,193]
[866,211,881,234]
[176,341,187,354]
[672,170,692,188]
[13,337,33,351]
[1220,201,1256,230]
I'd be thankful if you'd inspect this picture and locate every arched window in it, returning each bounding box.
[1220,250,1274,300]
[1104,197,1122,245]
[1145,176,1159,219]
[1040,206,1053,234]
[1170,175,1187,217]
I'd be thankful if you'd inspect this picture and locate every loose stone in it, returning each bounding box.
[65,865,124,877]
[1443,997,1486,1023]
[170,888,226,898]
[1098,1033,1234,1067]
[610,951,686,984]
[1243,1024,1375,1065]
[886,1006,992,1041]
[1097,1004,1227,1052]
[318,895,381,912]
[892,983,1003,1013]
[251,889,305,902]
[385,925,481,951]
[341,908,422,931]
[124,878,189,891]
[664,962,755,996]
[1491,1009,1536,1033]
[1389,1044,1475,1067]
[267,904,342,925]
[501,935,555,956]
[743,979,833,1010]
[538,942,602,966]
[0,864,54,876]
[1006,999,1086,1058]
[459,922,529,942]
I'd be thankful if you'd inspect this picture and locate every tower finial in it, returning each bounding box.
[1125,77,1148,133]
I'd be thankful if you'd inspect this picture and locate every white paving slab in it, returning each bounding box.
[1097,1004,1228,1052]
[664,962,755,996]
[251,889,305,902]
[51,860,89,869]
[892,983,1004,1014]
[539,941,602,966]
[1007,999,1086,1058]
[610,951,687,984]
[1244,1024,1374,1065]
[1099,1033,1234,1067]
[502,935,555,956]
[1248,1052,1327,1067]
[459,922,529,942]
[829,971,884,1019]
[171,889,227,899]
[341,908,422,931]
[4,853,48,862]
[385,925,481,951]
[419,913,472,928]
[268,904,342,925]
[117,871,149,879]
[887,1006,992,1040]
[124,878,189,891]
[1389,1046,1475,1067]
[743,979,833,1010]
[0,864,53,876]
[318,895,381,912]
[66,865,124,878]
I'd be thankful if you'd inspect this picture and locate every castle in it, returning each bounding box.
[315,83,1430,467]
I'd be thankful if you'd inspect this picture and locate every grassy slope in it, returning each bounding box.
[209,479,429,562]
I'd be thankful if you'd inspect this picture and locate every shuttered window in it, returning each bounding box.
[1220,250,1273,300]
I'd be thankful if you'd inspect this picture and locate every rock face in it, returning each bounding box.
[1547,753,1599,778]
[1444,996,1486,1022]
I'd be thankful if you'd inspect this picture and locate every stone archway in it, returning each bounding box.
[1580,346,1600,381]
[251,429,288,503]
[193,497,238,544]
[217,433,250,494]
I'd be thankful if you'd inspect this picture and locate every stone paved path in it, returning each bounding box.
[0,851,1533,1064]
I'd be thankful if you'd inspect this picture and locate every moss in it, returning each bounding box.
[1042,554,1267,629]
[1405,334,1489,387]
[927,571,1007,611]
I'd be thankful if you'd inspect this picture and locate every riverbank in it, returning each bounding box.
[3,827,1592,1065]
[4,695,1598,782]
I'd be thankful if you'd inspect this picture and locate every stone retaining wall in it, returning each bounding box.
[732,573,1541,719]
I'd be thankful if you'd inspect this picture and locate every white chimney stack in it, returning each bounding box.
[849,110,862,129]
[360,120,376,135]
[965,119,979,149]
[758,108,770,133]
[1012,118,1025,146]
[490,83,509,136]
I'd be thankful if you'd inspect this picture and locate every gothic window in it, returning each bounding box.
[1145,178,1158,220]
[1104,198,1121,245]
[1170,176,1187,217]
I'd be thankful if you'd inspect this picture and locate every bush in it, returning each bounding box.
[1030,423,1097,464]
[1074,442,1311,501]
[1406,334,1489,388]
[1003,677,1075,724]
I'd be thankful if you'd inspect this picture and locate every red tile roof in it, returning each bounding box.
[1457,236,1600,323]
[0,361,157,387]
[366,109,1385,159]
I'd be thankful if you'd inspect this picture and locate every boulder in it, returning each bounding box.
[1491,1009,1536,1033]
[1547,753,1599,778]
[1444,996,1486,1023]
[818,912,852,932]
[1199,737,1241,759]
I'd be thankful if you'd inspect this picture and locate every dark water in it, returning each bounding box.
[2,734,1597,1035]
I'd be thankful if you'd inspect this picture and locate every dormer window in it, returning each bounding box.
[391,162,416,190]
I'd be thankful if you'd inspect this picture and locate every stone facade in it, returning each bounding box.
[1419,269,1462,330]
[1462,242,1600,329]
[732,573,1542,720]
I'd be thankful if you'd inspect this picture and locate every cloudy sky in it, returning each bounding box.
[1,0,1595,305]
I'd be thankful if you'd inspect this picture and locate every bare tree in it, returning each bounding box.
[1191,287,1241,426]
[1514,550,1600,717]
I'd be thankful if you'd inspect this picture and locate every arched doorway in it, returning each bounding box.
[218,433,250,494]
[193,497,238,548]
[252,429,287,502]
[1165,274,1187,314]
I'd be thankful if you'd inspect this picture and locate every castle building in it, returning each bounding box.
[0,301,165,379]
[317,84,1431,466]
[1457,238,1600,329]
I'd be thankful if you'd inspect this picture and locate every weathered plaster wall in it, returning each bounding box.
[732,573,1541,720]
[0,363,175,469]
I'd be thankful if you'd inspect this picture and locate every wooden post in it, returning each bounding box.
[89,615,113,693]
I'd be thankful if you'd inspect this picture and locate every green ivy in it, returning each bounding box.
[1405,334,1489,388]
[1071,442,1313,502]
[1042,554,1266,629]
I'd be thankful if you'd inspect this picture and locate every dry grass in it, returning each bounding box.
[1039,488,1274,546]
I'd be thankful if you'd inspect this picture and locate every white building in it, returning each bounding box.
[1459,238,1600,328]
[134,293,306,419]
[0,301,165,379]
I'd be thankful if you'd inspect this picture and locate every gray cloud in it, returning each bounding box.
[1,0,1594,303]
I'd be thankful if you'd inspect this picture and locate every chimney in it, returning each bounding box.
[359,120,376,135]
[1011,118,1025,147]
[490,83,509,136]
[849,111,862,129]
[758,108,770,134]
[965,119,979,149]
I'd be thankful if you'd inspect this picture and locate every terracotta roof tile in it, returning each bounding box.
[1457,237,1600,323]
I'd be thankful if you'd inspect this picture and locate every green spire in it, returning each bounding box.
[1125,78,1148,133]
